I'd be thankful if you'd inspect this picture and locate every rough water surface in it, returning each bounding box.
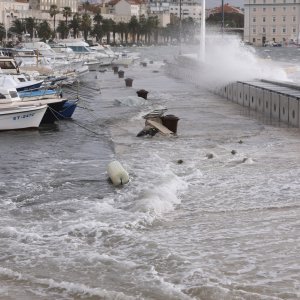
[0,44,299,300]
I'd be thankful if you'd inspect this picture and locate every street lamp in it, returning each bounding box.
[221,0,224,34]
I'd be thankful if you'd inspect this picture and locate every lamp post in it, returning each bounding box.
[221,0,224,35]
[200,0,205,62]
[179,0,182,54]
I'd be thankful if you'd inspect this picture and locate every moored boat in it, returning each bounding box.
[0,105,47,131]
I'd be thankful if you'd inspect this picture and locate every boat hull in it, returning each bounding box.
[0,105,47,131]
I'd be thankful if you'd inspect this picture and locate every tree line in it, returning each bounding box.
[0,4,199,46]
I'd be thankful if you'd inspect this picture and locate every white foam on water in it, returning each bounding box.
[114,96,148,107]
[182,34,289,89]
[0,267,135,299]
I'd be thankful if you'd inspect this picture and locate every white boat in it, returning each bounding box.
[0,85,70,124]
[58,39,112,67]
[0,73,44,92]
[0,105,47,130]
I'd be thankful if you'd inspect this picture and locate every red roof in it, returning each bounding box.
[108,0,145,6]
[209,3,243,15]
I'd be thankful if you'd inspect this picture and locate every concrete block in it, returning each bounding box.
[257,88,264,113]
[232,82,238,103]
[271,92,280,121]
[237,82,244,105]
[263,89,272,118]
[227,83,233,101]
[243,84,250,107]
[249,86,257,111]
[288,96,299,127]
[279,94,289,124]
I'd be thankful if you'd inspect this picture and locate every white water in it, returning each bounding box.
[0,44,299,299]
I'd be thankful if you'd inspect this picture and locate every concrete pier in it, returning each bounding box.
[219,80,300,128]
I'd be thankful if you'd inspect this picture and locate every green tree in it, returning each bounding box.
[101,18,114,44]
[62,6,72,25]
[49,4,59,32]
[92,12,103,42]
[9,19,25,41]
[25,17,36,39]
[0,23,6,43]
[116,21,127,45]
[128,16,139,44]
[37,20,52,41]
[139,15,147,44]
[81,13,92,41]
[56,20,69,39]
[69,13,81,38]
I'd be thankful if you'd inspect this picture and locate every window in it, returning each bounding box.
[283,16,286,22]
[253,28,256,33]
[263,16,266,22]
[273,7,276,12]
[283,28,286,33]
[263,7,266,12]
[293,27,296,33]
[273,28,276,33]
[293,16,296,22]
[9,91,18,98]
[253,17,256,22]
[253,7,256,12]
[263,27,266,33]
[273,16,276,22]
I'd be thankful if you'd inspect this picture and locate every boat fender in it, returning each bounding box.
[107,161,129,186]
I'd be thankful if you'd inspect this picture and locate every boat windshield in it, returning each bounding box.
[9,91,18,98]
[0,60,16,69]
[68,46,92,53]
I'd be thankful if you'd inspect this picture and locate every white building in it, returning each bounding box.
[109,0,147,22]
[29,0,79,13]
[169,2,202,20]
[244,0,300,46]
[0,0,29,29]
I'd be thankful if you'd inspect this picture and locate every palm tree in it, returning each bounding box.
[25,17,36,39]
[101,19,114,44]
[116,22,127,45]
[92,11,103,42]
[69,13,81,38]
[93,11,103,25]
[128,16,139,44]
[139,15,147,44]
[9,19,25,41]
[49,4,59,33]
[37,20,52,42]
[0,23,6,43]
[56,20,69,39]
[80,13,92,41]
[62,7,72,25]
[148,16,159,44]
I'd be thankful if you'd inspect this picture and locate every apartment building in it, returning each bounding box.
[29,0,79,12]
[244,0,300,46]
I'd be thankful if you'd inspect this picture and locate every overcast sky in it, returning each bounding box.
[206,0,244,8]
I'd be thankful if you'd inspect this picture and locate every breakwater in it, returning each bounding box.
[218,80,300,128]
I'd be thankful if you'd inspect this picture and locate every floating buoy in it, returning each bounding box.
[107,161,129,186]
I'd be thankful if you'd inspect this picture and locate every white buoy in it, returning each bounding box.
[107,161,129,186]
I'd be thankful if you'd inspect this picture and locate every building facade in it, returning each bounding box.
[29,0,79,12]
[244,0,300,46]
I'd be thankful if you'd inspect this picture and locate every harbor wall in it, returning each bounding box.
[218,80,300,128]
